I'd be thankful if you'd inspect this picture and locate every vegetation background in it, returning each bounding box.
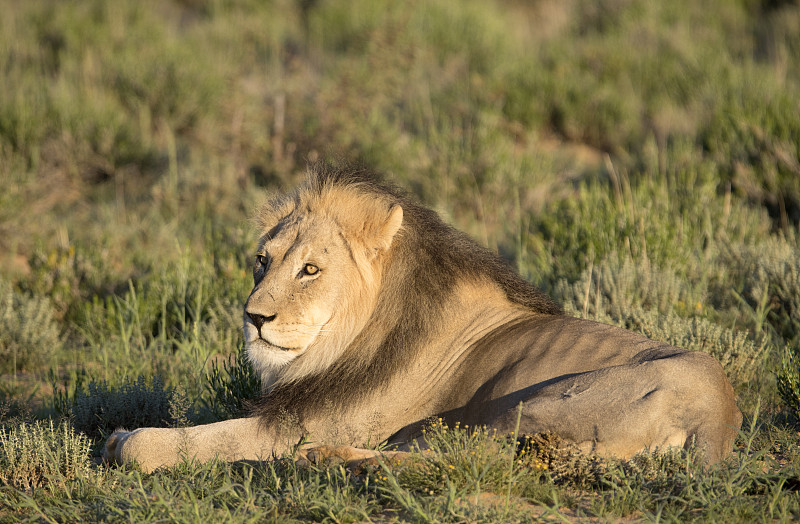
[1,0,799,521]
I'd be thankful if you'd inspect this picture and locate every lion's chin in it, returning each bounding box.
[246,339,304,385]
[248,337,304,354]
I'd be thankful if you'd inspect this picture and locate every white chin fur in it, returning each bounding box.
[246,339,302,389]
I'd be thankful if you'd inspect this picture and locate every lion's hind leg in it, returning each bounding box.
[491,351,741,464]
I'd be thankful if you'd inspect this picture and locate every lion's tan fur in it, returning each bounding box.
[104,164,741,472]
[248,177,406,387]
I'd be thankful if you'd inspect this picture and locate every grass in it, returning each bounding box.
[1,0,800,520]
[1,413,798,521]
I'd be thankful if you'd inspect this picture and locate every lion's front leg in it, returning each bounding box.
[103,427,185,472]
[103,417,276,472]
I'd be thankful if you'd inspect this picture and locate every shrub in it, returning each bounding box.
[391,418,536,499]
[702,86,800,225]
[0,420,96,491]
[556,256,770,388]
[0,396,33,428]
[203,343,262,420]
[778,343,800,418]
[69,375,193,440]
[727,235,800,341]
[554,255,704,320]
[0,278,62,374]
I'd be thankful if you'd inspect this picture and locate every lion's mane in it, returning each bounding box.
[251,163,562,424]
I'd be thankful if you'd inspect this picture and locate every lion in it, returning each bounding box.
[104,163,742,472]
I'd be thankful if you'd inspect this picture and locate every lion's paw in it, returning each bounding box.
[102,427,179,473]
[102,429,131,466]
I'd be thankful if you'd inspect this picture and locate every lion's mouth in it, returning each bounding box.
[244,319,302,352]
[255,336,299,352]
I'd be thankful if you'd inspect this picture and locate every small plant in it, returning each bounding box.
[0,420,96,491]
[203,343,262,420]
[0,278,62,374]
[0,396,33,428]
[69,375,193,440]
[392,418,547,500]
[777,342,800,418]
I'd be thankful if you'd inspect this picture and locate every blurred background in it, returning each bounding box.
[0,0,798,424]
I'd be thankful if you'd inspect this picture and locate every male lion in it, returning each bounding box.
[105,164,741,472]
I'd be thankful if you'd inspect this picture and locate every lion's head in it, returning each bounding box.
[247,164,561,421]
[244,166,404,388]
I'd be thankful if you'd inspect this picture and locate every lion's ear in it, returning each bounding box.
[373,204,403,254]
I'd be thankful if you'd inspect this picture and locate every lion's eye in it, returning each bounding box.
[302,264,319,276]
[256,254,269,267]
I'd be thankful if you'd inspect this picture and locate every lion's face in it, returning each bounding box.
[244,213,358,384]
[244,194,404,387]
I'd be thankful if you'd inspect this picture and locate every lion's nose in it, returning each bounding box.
[248,312,276,332]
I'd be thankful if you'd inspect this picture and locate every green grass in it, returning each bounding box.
[1,0,800,520]
[1,413,798,522]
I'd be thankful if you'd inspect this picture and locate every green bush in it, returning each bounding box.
[390,418,541,503]
[554,255,705,320]
[556,256,770,388]
[0,420,96,491]
[702,82,800,225]
[727,235,800,341]
[0,278,62,374]
[69,375,192,440]
[76,252,249,383]
[203,343,262,420]
[778,343,800,418]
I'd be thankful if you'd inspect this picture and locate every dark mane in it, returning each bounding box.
[251,163,561,428]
